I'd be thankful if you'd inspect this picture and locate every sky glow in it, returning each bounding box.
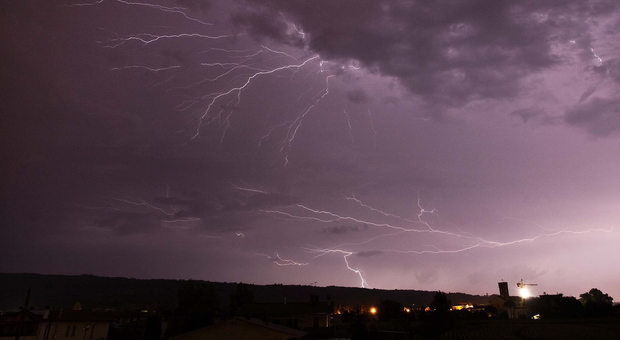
[2,0,620,300]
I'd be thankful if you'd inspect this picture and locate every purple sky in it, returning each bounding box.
[2,0,620,300]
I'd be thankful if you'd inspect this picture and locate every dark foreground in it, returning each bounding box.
[436,318,620,340]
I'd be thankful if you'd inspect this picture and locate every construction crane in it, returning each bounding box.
[516,279,538,288]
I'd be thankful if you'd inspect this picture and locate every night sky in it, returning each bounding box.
[2,0,620,300]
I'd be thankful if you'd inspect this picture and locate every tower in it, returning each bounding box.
[498,281,509,299]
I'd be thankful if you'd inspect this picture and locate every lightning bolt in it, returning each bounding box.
[345,194,417,224]
[260,45,298,61]
[192,55,321,140]
[261,195,614,287]
[110,65,182,72]
[308,248,370,288]
[259,252,309,266]
[367,109,377,151]
[589,47,611,74]
[231,183,269,194]
[281,74,334,165]
[112,197,175,216]
[343,104,354,145]
[591,47,603,66]
[67,0,213,25]
[72,0,366,168]
[103,33,233,48]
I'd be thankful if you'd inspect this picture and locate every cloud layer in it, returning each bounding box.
[2,0,620,299]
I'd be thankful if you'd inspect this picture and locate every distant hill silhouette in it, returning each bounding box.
[0,273,490,311]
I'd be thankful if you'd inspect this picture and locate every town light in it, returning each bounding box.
[519,287,531,299]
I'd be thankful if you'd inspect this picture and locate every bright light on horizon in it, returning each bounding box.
[519,287,531,299]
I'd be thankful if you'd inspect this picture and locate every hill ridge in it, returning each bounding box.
[0,273,490,311]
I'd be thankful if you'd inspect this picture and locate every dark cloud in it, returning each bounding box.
[245,193,297,210]
[196,214,255,233]
[159,48,200,69]
[564,97,620,137]
[175,0,212,13]
[94,212,160,236]
[510,107,556,125]
[598,58,620,84]
[233,0,613,107]
[323,224,366,234]
[231,8,304,46]
[355,250,384,258]
[103,189,299,235]
[213,192,295,214]
[346,89,371,104]
[578,86,599,103]
[153,196,203,207]
[415,269,439,285]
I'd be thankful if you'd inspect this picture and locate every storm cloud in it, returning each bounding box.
[233,0,617,108]
[2,0,620,298]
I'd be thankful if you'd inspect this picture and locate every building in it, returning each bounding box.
[487,282,529,319]
[0,309,110,340]
[0,308,159,340]
[450,303,474,311]
[236,296,333,330]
